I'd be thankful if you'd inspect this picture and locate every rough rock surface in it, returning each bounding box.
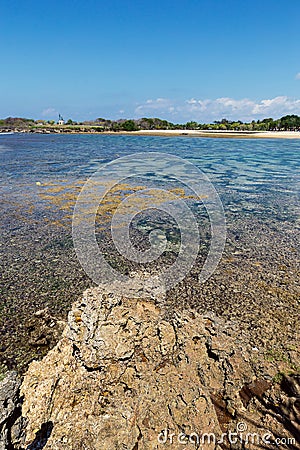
[0,371,23,450]
[1,281,299,449]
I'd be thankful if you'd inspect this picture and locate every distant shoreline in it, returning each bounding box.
[110,129,300,139]
[2,129,300,139]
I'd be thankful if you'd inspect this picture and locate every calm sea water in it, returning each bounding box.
[0,134,299,371]
[1,133,300,211]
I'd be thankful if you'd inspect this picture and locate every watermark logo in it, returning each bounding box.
[72,152,226,297]
[157,423,296,446]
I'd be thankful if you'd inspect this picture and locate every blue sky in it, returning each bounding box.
[1,0,300,122]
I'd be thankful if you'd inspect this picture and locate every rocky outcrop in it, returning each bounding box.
[1,280,299,449]
[20,284,223,449]
[0,372,23,450]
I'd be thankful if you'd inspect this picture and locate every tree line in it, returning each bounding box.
[1,114,300,132]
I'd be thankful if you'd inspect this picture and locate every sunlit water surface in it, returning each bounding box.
[0,134,299,372]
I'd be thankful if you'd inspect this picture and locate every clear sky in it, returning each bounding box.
[1,0,300,123]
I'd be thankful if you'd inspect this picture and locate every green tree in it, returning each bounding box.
[279,115,300,131]
[121,120,138,131]
[185,121,198,130]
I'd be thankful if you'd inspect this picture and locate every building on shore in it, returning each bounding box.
[57,114,65,125]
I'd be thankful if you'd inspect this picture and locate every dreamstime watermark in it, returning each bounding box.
[72,152,226,297]
[157,422,296,446]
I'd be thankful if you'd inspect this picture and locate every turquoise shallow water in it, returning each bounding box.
[0,134,299,372]
[1,133,299,208]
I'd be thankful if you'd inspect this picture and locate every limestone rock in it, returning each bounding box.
[0,371,23,450]
[20,285,223,449]
[12,282,299,449]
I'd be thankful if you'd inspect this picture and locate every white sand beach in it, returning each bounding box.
[124,129,300,139]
